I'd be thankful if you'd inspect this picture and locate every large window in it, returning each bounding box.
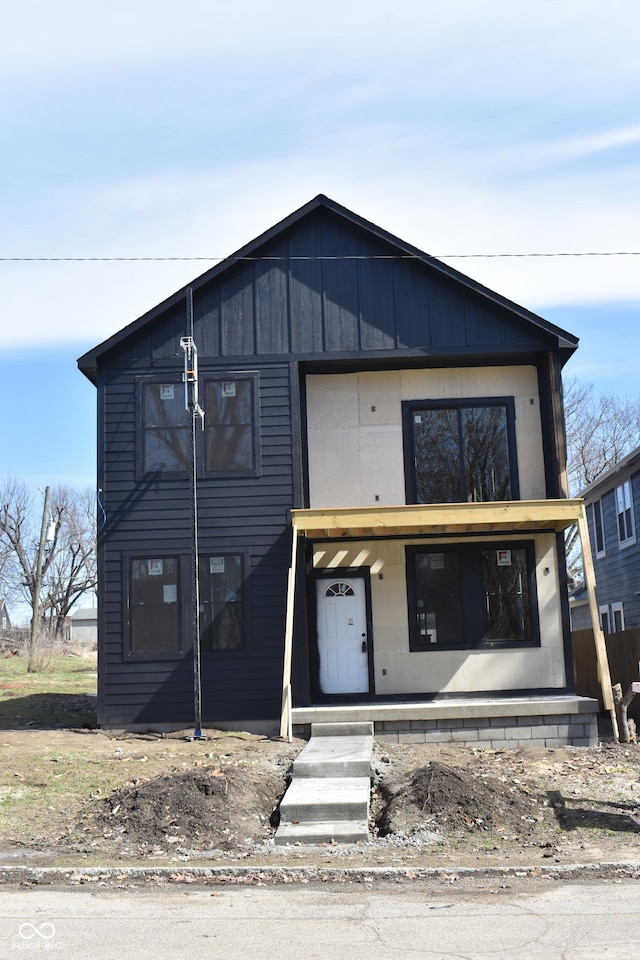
[405,399,518,504]
[407,542,537,650]
[199,554,245,651]
[205,376,259,475]
[130,557,182,655]
[140,382,190,475]
[139,373,260,478]
[616,480,636,547]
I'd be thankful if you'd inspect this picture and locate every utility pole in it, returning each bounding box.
[181,288,205,739]
[28,485,50,672]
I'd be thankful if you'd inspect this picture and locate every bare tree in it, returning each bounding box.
[0,479,97,655]
[563,378,640,581]
[564,377,640,495]
[42,486,97,637]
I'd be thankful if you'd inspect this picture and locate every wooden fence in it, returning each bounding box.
[572,627,640,722]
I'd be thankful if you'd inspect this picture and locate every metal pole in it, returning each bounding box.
[182,289,205,739]
[28,485,50,672]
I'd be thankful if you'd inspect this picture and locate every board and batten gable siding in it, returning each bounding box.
[588,469,640,630]
[98,359,296,725]
[120,209,562,368]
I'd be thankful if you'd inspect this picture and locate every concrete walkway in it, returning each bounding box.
[275,722,373,845]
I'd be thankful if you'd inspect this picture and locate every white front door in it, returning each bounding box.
[316,577,369,695]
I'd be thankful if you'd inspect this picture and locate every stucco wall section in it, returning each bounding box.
[306,367,545,507]
[312,532,567,695]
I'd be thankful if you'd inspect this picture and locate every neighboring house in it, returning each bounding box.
[0,599,10,633]
[572,446,640,634]
[68,607,98,648]
[78,194,598,746]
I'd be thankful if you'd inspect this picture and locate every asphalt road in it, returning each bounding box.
[1,880,639,959]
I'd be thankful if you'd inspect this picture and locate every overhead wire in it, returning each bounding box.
[0,251,639,263]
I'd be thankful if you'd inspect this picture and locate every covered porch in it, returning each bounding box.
[281,499,606,747]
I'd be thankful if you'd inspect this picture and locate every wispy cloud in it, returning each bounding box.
[1,0,639,349]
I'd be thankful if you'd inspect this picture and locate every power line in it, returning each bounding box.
[0,251,639,262]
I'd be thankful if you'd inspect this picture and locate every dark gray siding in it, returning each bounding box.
[98,361,294,726]
[103,209,559,371]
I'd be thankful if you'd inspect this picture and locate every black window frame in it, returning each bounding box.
[136,372,261,481]
[198,550,250,653]
[202,373,261,479]
[124,553,190,660]
[402,397,520,505]
[406,540,539,652]
[137,376,191,480]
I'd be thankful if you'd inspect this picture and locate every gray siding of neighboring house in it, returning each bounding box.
[587,471,640,629]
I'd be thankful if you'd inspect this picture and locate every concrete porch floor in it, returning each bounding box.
[291,694,600,748]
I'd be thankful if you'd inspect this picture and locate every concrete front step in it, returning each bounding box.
[278,776,370,823]
[274,820,369,846]
[292,735,373,779]
[311,722,374,737]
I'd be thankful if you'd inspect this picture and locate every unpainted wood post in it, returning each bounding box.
[280,524,299,742]
[577,505,619,740]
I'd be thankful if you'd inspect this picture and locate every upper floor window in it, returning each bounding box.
[592,498,606,557]
[139,373,260,478]
[141,382,190,475]
[616,479,636,547]
[404,399,518,504]
[204,376,260,476]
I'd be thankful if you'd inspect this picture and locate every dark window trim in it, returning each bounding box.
[136,371,261,481]
[202,372,262,479]
[402,396,520,505]
[123,551,190,661]
[199,549,251,654]
[136,375,190,481]
[406,540,539,652]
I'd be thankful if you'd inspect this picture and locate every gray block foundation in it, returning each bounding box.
[292,695,600,749]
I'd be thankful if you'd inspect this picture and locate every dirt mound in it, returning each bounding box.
[78,764,286,854]
[376,761,545,836]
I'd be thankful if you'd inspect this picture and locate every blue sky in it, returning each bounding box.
[1,0,639,489]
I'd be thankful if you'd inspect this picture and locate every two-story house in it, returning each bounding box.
[78,195,598,747]
[571,446,640,634]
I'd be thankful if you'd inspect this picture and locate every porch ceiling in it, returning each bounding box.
[291,499,584,538]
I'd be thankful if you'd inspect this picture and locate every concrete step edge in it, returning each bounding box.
[274,820,370,846]
[310,722,374,737]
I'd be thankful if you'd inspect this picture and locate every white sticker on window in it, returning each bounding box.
[497,550,512,566]
[429,553,444,569]
[163,584,177,603]
[160,385,175,400]
[222,382,236,397]
[149,559,163,576]
[210,557,225,574]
